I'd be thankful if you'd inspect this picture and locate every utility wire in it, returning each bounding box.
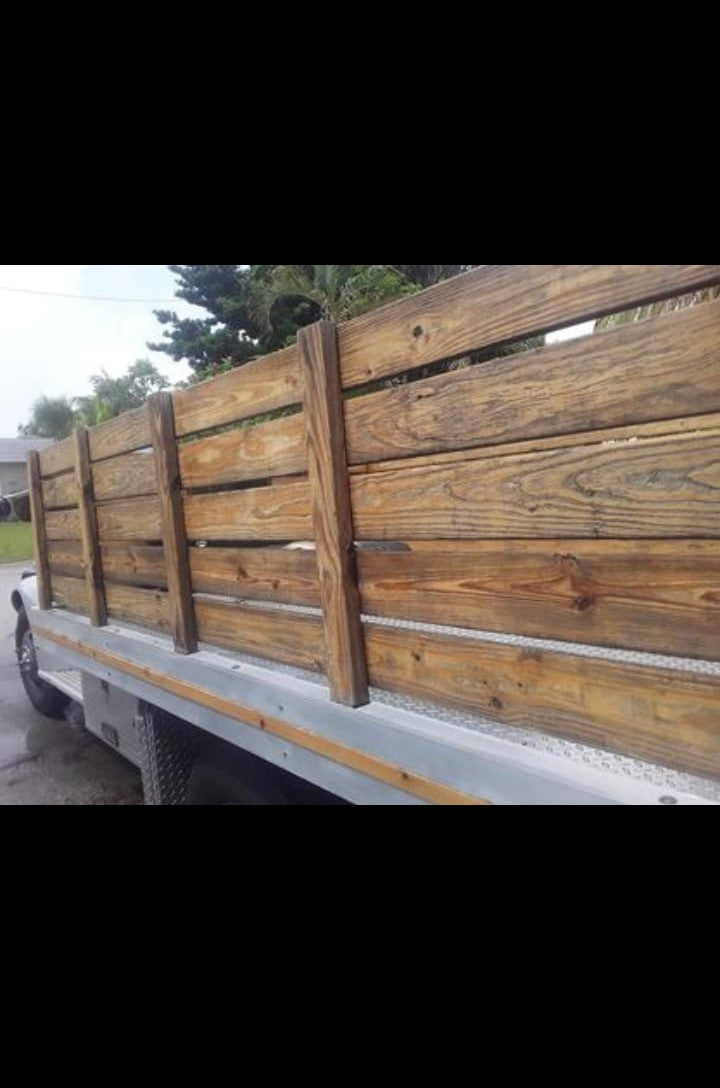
[0,283,178,303]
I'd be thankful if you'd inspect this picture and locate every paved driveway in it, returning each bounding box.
[0,562,142,804]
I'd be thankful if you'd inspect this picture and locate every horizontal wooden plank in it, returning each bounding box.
[344,297,720,464]
[92,450,157,501]
[105,583,171,631]
[96,497,162,541]
[358,540,720,659]
[350,430,720,540]
[87,405,150,462]
[51,574,87,612]
[364,623,720,780]
[178,411,306,489]
[101,543,167,588]
[48,540,83,578]
[338,264,720,387]
[173,345,302,438]
[194,598,325,671]
[189,546,319,605]
[184,480,312,542]
[45,509,81,540]
[348,411,720,478]
[41,472,78,510]
[39,436,74,478]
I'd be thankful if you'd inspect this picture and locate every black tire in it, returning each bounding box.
[15,610,71,719]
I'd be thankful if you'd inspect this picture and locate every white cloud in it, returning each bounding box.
[0,265,201,436]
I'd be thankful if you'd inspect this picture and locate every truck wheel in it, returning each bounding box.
[15,611,71,720]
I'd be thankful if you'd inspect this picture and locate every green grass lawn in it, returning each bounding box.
[0,521,35,562]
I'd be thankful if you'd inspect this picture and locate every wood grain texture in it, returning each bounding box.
[92,450,157,501]
[350,430,720,540]
[38,436,74,478]
[178,411,306,489]
[184,480,312,542]
[41,472,78,510]
[51,574,88,613]
[74,428,106,626]
[149,391,197,653]
[48,540,83,578]
[173,344,301,437]
[101,544,167,588]
[87,405,150,463]
[105,583,171,631]
[189,546,320,605]
[364,623,720,780]
[358,540,720,659]
[338,264,720,387]
[45,509,81,541]
[348,411,720,478]
[35,625,485,804]
[299,321,368,706]
[27,452,51,609]
[96,497,162,541]
[194,598,326,672]
[344,297,720,464]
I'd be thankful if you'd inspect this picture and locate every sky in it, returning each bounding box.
[0,265,597,437]
[0,266,203,436]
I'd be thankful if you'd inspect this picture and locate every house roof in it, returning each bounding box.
[0,436,55,463]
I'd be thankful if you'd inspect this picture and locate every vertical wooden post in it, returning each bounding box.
[299,320,369,706]
[27,451,52,611]
[148,392,197,654]
[74,428,107,626]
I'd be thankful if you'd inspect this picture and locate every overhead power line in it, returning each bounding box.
[0,283,178,303]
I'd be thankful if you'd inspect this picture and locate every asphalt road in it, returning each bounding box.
[0,562,142,805]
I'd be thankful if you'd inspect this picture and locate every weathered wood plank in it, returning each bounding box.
[173,345,302,438]
[41,472,78,510]
[101,544,167,588]
[345,298,720,464]
[27,452,52,609]
[92,450,157,501]
[364,623,720,780]
[184,480,312,542]
[338,264,720,387]
[88,405,150,463]
[45,509,81,541]
[74,428,106,626]
[51,574,88,613]
[358,540,720,660]
[299,321,368,706]
[189,546,319,605]
[178,411,306,489]
[38,436,75,478]
[48,540,84,578]
[149,391,197,654]
[350,430,720,540]
[194,598,325,672]
[348,411,720,478]
[96,497,162,541]
[105,583,171,632]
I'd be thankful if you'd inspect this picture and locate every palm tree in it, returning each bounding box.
[252,265,417,337]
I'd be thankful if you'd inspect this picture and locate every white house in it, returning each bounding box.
[0,437,54,495]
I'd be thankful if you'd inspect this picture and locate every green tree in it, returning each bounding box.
[149,265,479,382]
[148,264,544,385]
[75,360,170,426]
[18,395,77,440]
[252,264,417,331]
